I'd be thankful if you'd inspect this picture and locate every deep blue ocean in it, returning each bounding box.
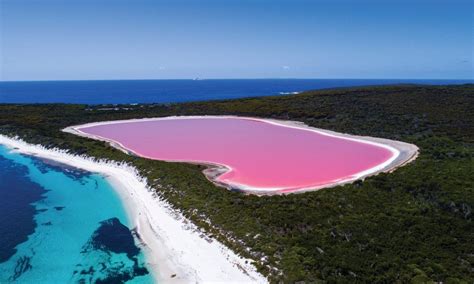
[0,79,472,105]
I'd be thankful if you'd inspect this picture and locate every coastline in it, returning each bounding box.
[64,115,419,195]
[0,134,267,284]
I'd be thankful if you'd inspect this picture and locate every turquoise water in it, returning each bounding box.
[0,145,154,283]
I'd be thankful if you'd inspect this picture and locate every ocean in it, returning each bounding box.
[0,145,153,283]
[0,79,472,105]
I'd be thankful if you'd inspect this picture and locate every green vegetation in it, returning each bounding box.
[1,84,473,283]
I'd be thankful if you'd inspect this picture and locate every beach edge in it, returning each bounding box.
[0,134,268,284]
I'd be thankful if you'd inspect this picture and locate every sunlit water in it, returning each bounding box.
[0,145,153,283]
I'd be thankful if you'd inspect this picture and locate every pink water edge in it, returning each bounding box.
[78,117,395,193]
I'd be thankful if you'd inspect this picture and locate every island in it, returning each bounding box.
[1,84,472,283]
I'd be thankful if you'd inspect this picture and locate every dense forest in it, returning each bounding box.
[0,84,473,283]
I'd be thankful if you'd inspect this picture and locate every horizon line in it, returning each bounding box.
[1,77,473,83]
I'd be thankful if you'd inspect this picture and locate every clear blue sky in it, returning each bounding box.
[0,0,472,81]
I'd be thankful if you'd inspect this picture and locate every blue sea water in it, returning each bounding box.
[0,145,153,283]
[0,79,472,105]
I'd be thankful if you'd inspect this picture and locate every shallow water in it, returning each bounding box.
[79,117,394,192]
[0,145,153,283]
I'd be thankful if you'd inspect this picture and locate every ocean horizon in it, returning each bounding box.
[1,79,472,105]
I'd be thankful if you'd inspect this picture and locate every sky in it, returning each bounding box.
[0,0,472,81]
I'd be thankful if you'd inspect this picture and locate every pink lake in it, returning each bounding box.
[77,117,396,193]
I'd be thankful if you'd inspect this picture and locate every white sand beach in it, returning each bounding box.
[0,134,268,284]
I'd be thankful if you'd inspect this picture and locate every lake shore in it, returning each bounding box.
[64,115,419,195]
[0,134,267,284]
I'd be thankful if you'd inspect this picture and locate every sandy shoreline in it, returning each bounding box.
[0,134,267,284]
[64,115,419,195]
